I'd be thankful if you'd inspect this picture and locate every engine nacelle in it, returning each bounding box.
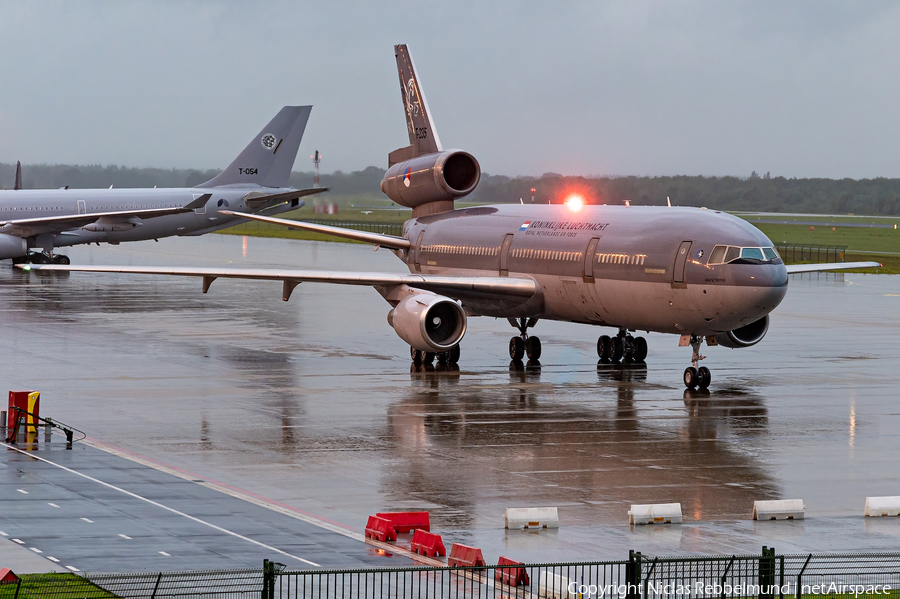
[714,315,769,348]
[381,150,480,210]
[0,233,27,260]
[387,292,467,352]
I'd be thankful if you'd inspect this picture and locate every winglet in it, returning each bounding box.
[394,44,441,157]
[186,194,212,210]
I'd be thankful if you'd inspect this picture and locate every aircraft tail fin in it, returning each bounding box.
[198,106,312,189]
[14,161,22,190]
[393,44,442,159]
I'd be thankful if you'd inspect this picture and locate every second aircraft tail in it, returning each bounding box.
[198,105,312,189]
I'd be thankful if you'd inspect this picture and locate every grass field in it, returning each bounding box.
[0,573,118,598]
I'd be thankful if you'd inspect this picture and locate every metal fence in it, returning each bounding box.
[5,551,900,599]
[234,219,404,237]
[776,243,847,264]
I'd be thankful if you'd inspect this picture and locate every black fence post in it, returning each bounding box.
[262,559,273,599]
[626,550,642,599]
[759,546,775,599]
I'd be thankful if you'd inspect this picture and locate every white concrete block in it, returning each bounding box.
[865,496,900,517]
[504,507,559,529]
[753,499,805,520]
[538,571,574,599]
[628,503,682,525]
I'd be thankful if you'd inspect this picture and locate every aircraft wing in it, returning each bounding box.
[0,194,212,238]
[218,210,411,249]
[18,264,537,302]
[785,261,881,274]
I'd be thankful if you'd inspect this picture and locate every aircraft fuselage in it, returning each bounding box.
[401,203,788,337]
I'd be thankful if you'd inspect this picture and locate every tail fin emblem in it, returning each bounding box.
[261,133,277,150]
[405,79,420,118]
[404,167,412,187]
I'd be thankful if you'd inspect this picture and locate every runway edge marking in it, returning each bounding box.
[81,438,444,567]
[1,441,320,568]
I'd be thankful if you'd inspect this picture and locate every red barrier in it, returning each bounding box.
[0,568,19,584]
[495,556,529,586]
[448,543,486,568]
[376,511,430,533]
[410,529,445,557]
[364,515,397,542]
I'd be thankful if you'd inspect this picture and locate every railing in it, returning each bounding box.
[776,243,847,264]
[231,219,404,237]
[7,550,898,598]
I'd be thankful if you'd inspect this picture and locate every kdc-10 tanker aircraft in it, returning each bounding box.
[1,106,326,264]
[24,45,880,389]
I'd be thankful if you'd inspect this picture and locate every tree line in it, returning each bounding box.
[4,162,900,215]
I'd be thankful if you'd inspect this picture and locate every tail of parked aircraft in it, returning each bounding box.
[393,44,442,160]
[14,161,22,190]
[198,106,312,189]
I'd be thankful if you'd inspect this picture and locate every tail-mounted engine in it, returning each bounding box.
[714,315,769,348]
[387,291,467,352]
[381,150,480,217]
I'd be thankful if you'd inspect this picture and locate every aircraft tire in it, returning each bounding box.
[683,366,699,389]
[610,337,624,362]
[509,336,525,361]
[410,346,421,363]
[53,255,70,265]
[448,344,461,364]
[633,337,648,362]
[525,336,542,360]
[697,366,711,389]
[597,335,611,360]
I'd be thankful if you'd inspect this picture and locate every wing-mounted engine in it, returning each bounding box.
[0,233,27,259]
[387,291,467,352]
[381,150,480,217]
[714,315,769,348]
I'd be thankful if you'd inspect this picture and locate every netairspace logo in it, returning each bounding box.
[568,582,892,598]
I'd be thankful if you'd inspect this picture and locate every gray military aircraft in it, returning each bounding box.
[1,106,325,264]
[23,45,879,389]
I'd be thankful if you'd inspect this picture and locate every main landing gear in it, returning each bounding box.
[410,344,460,367]
[12,252,70,265]
[596,329,648,363]
[682,335,711,390]
[508,317,541,361]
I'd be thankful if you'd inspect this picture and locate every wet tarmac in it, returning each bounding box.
[1,235,899,567]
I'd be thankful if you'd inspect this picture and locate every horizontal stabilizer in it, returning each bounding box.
[785,261,881,274]
[218,210,410,249]
[243,188,329,209]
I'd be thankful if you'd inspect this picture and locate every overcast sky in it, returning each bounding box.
[2,1,899,179]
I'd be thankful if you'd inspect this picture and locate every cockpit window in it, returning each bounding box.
[708,245,780,265]
[708,245,727,265]
[741,247,764,261]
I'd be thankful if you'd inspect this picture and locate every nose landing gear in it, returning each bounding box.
[12,252,70,265]
[683,335,711,389]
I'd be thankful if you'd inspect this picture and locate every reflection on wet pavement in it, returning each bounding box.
[2,235,899,562]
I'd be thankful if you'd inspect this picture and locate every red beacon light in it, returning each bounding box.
[565,194,585,212]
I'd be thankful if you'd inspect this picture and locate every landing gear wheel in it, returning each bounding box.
[438,345,461,365]
[683,366,699,389]
[52,255,70,265]
[633,337,648,362]
[524,336,542,360]
[623,335,635,362]
[410,347,435,364]
[509,337,525,361]
[697,366,711,389]
[609,337,624,362]
[597,335,611,360]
